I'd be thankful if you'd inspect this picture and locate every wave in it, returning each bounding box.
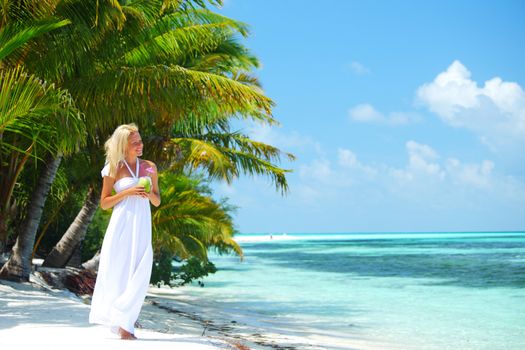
[233,231,525,243]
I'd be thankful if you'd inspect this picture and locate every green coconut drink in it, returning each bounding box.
[137,176,151,193]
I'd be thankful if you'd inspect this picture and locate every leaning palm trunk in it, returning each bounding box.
[0,154,62,281]
[82,250,101,272]
[42,185,99,268]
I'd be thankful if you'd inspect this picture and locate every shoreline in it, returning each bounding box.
[143,286,382,350]
[142,287,320,350]
[141,297,290,350]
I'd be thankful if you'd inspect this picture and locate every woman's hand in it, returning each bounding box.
[125,185,148,198]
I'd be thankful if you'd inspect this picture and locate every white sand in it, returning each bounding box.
[0,279,236,350]
[144,287,387,350]
[0,272,385,350]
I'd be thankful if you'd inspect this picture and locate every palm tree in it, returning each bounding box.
[2,0,144,269]
[150,171,240,285]
[0,23,86,280]
[152,172,242,260]
[0,0,277,276]
[0,0,113,280]
[0,6,74,246]
[42,1,290,268]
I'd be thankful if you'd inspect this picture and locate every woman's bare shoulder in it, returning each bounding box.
[140,159,157,167]
[140,159,158,174]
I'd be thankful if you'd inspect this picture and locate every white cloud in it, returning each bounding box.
[446,158,494,188]
[390,141,445,182]
[390,141,497,189]
[416,60,525,148]
[338,148,377,176]
[246,122,320,154]
[348,103,383,122]
[299,149,378,189]
[223,131,524,232]
[406,140,444,178]
[348,103,421,125]
[294,184,320,203]
[345,61,370,75]
[338,148,358,167]
[406,140,439,160]
[301,141,498,193]
[299,159,332,182]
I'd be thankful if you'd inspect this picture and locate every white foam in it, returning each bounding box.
[234,232,524,243]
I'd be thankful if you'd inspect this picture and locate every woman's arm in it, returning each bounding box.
[145,162,161,207]
[100,176,147,210]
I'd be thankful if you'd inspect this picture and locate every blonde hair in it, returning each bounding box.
[104,123,139,177]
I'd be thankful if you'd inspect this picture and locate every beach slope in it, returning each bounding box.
[0,280,234,350]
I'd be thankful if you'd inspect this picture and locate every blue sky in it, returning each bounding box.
[211,0,525,233]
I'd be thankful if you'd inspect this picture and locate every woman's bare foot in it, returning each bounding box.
[118,327,137,340]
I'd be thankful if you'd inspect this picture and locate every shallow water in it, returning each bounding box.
[172,232,525,349]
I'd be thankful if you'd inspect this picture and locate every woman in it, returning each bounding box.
[89,123,161,340]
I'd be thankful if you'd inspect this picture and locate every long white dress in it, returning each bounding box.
[89,159,153,334]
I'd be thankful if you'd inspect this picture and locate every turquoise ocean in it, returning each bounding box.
[172,232,525,349]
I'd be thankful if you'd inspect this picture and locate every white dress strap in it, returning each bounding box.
[123,158,139,178]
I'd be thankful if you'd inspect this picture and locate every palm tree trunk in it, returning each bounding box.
[67,241,83,267]
[0,141,34,249]
[0,154,62,281]
[82,250,100,272]
[42,185,100,268]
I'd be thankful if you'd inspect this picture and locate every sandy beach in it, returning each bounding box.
[0,272,365,350]
[0,252,348,350]
[143,287,343,350]
[0,268,331,350]
[0,277,247,350]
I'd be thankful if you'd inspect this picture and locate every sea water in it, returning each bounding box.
[172,232,525,349]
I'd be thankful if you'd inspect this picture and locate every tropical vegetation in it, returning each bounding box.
[0,0,293,287]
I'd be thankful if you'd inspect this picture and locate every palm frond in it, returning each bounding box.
[171,137,237,182]
[67,64,275,132]
[151,171,241,260]
[188,39,259,74]
[122,21,238,67]
[218,147,291,194]
[170,132,293,193]
[0,66,85,155]
[0,18,70,61]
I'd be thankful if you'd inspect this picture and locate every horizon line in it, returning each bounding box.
[236,230,525,235]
